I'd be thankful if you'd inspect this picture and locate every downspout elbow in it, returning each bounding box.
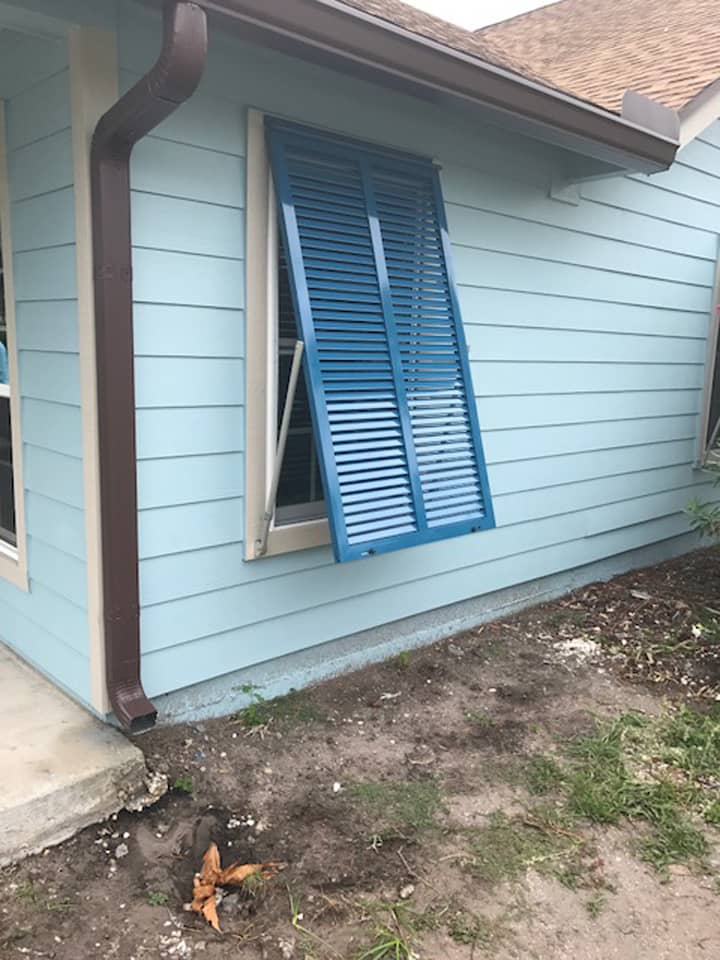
[90,1,208,732]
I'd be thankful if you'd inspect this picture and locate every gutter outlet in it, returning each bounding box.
[90,0,208,732]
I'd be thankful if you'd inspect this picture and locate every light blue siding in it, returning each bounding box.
[0,25,91,704]
[115,4,720,700]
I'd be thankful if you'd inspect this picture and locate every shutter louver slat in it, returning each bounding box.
[267,121,494,561]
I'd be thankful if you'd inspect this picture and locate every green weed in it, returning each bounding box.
[173,774,194,794]
[237,687,322,728]
[147,891,169,907]
[466,711,496,729]
[585,894,606,919]
[358,929,414,960]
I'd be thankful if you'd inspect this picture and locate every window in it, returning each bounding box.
[0,244,15,546]
[699,245,720,465]
[0,100,26,586]
[274,236,325,525]
[245,112,494,562]
[245,111,332,560]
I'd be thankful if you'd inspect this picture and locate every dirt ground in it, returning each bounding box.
[3,548,720,960]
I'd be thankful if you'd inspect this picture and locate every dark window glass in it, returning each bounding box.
[274,231,325,525]
[707,334,720,453]
[0,242,16,546]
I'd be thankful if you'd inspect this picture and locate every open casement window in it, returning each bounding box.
[0,248,15,546]
[266,119,494,562]
[705,327,720,462]
[700,243,720,465]
[275,237,325,525]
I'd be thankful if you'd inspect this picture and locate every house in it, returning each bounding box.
[0,0,718,732]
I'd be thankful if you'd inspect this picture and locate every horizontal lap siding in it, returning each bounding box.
[0,39,90,702]
[120,6,719,698]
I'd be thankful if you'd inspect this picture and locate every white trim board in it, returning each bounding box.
[0,100,27,592]
[679,80,720,148]
[69,26,119,715]
[244,108,331,560]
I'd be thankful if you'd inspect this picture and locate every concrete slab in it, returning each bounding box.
[0,644,150,866]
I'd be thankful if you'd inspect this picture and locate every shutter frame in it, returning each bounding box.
[267,119,495,562]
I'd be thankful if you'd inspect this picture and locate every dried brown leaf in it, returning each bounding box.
[191,844,284,933]
[202,896,221,932]
[200,842,221,883]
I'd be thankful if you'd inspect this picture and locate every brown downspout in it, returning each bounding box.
[91,0,208,732]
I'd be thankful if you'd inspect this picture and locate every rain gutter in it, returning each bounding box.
[90,0,208,732]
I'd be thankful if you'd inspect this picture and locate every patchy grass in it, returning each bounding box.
[358,901,500,957]
[235,684,325,730]
[463,812,578,886]
[524,756,565,796]
[656,705,720,782]
[235,686,324,729]
[348,780,444,839]
[447,909,497,948]
[458,705,720,896]
[518,709,720,874]
[15,882,70,913]
[466,711,497,730]
[357,926,416,960]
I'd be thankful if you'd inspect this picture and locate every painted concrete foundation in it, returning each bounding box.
[153,530,702,724]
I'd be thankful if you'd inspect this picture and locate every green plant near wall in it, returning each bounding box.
[687,466,720,540]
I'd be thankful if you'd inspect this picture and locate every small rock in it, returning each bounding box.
[398,883,415,900]
[222,892,241,914]
[114,843,129,860]
[278,937,296,959]
[332,782,343,794]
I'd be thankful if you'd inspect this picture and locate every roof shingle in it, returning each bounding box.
[336,0,547,82]
[478,0,720,113]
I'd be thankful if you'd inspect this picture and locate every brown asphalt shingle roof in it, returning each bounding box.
[478,0,720,113]
[337,0,548,83]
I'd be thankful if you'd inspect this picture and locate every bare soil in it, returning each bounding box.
[3,548,720,960]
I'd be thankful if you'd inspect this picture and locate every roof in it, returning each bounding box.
[478,0,720,114]
[337,0,543,80]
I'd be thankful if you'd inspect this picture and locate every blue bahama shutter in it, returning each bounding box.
[267,120,494,562]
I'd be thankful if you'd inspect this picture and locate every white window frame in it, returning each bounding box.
[244,109,330,560]
[0,100,27,589]
[698,237,720,465]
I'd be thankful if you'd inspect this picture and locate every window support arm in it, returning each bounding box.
[255,339,305,557]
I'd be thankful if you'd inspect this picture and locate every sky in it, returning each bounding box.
[403,0,554,29]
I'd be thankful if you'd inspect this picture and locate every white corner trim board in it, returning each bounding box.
[69,26,119,715]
